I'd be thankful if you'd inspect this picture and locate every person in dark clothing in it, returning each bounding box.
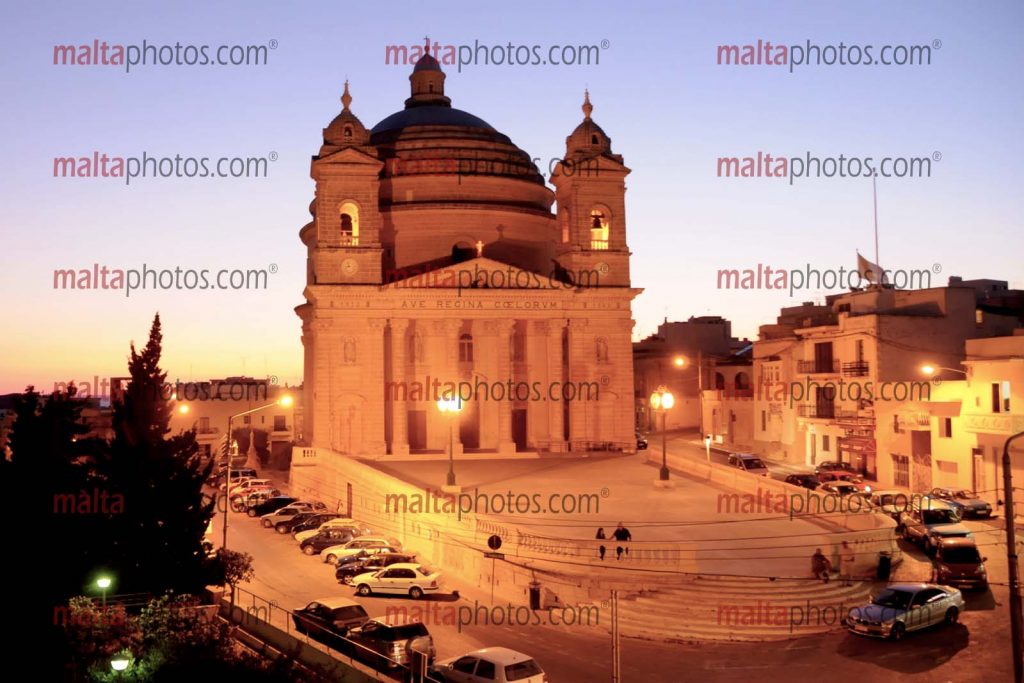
[599,545,606,560]
[612,522,632,556]
[596,527,606,539]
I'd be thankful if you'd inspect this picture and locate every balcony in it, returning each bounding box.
[797,359,840,374]
[798,403,836,419]
[590,239,609,250]
[339,233,359,246]
[196,426,219,435]
[842,361,870,377]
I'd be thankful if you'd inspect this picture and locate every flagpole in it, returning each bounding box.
[872,174,880,281]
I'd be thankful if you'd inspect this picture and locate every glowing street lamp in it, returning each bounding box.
[673,356,685,368]
[110,656,130,672]
[96,576,112,608]
[438,397,463,489]
[222,394,293,552]
[650,386,675,482]
[920,363,967,378]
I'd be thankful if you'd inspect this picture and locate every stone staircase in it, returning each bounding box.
[614,575,876,642]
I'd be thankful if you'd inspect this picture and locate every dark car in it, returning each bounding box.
[292,597,369,645]
[636,433,648,450]
[336,552,418,584]
[928,488,994,519]
[932,537,988,590]
[785,473,821,490]
[814,461,857,475]
[248,496,298,518]
[279,512,345,535]
[343,614,435,670]
[300,526,361,556]
[230,488,282,513]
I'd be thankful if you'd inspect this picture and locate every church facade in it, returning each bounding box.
[296,51,639,459]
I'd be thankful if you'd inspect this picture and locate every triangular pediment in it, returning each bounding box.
[315,146,384,167]
[383,257,561,290]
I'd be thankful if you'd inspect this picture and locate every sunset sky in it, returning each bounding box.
[2,0,1021,394]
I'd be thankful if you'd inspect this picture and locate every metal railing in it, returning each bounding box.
[797,359,840,374]
[842,361,870,377]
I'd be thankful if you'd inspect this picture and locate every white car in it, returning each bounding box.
[294,517,360,543]
[228,478,273,497]
[431,647,547,683]
[846,583,965,640]
[352,562,443,599]
[321,537,400,564]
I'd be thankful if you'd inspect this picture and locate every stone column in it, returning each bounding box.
[548,319,568,453]
[432,318,464,457]
[494,319,517,455]
[363,318,388,456]
[390,318,410,457]
[527,320,550,450]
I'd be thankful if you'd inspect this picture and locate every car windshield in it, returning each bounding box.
[384,623,429,640]
[872,589,912,610]
[742,458,766,469]
[415,566,435,577]
[942,546,982,563]
[922,509,959,524]
[839,474,863,483]
[506,659,544,681]
[954,490,978,500]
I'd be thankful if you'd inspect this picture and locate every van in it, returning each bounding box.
[727,453,770,477]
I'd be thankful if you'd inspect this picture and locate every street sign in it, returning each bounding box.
[487,534,502,550]
[484,551,505,560]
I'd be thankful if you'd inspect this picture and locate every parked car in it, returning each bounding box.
[322,537,402,565]
[294,517,365,543]
[260,501,328,528]
[299,527,363,556]
[228,478,274,498]
[784,473,821,490]
[431,647,547,683]
[279,511,344,535]
[210,467,257,487]
[814,460,857,475]
[248,496,299,518]
[845,582,964,640]
[867,489,913,524]
[900,497,972,554]
[292,597,369,644]
[931,537,988,591]
[635,433,648,450]
[820,481,868,499]
[928,488,994,518]
[817,471,872,493]
[336,552,418,584]
[352,562,443,599]
[727,453,769,477]
[343,613,435,671]
[230,488,282,513]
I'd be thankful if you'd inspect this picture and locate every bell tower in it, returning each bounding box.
[551,90,631,288]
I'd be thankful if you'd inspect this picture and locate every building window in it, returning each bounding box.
[939,417,953,438]
[459,333,473,362]
[822,435,830,452]
[760,411,766,432]
[976,309,984,324]
[343,339,356,363]
[993,382,1011,413]
[892,454,910,487]
[199,417,210,432]
[589,208,609,250]
[243,416,251,425]
[560,209,570,243]
[338,201,360,246]
[596,338,609,363]
[274,415,286,431]
[343,125,352,140]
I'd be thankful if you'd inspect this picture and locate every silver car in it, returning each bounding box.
[845,582,964,640]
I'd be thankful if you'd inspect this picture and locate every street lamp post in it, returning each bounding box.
[920,363,968,379]
[96,576,112,609]
[1002,429,1024,683]
[221,395,292,552]
[438,397,463,490]
[650,386,675,485]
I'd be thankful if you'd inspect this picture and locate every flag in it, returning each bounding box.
[856,251,888,285]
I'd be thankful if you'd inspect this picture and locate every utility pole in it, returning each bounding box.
[611,589,621,683]
[1003,430,1024,683]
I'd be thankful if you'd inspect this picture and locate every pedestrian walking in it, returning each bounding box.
[612,522,631,558]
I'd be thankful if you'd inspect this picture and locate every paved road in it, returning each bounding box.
[216,470,1014,682]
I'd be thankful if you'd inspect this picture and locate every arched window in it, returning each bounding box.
[591,134,599,145]
[715,372,726,390]
[338,201,360,246]
[560,208,570,243]
[734,372,750,391]
[596,337,609,363]
[459,333,474,363]
[590,208,609,250]
[343,125,353,140]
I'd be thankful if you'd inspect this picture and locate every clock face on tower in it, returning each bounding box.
[341,258,358,276]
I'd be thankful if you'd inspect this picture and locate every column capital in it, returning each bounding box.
[390,318,410,334]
